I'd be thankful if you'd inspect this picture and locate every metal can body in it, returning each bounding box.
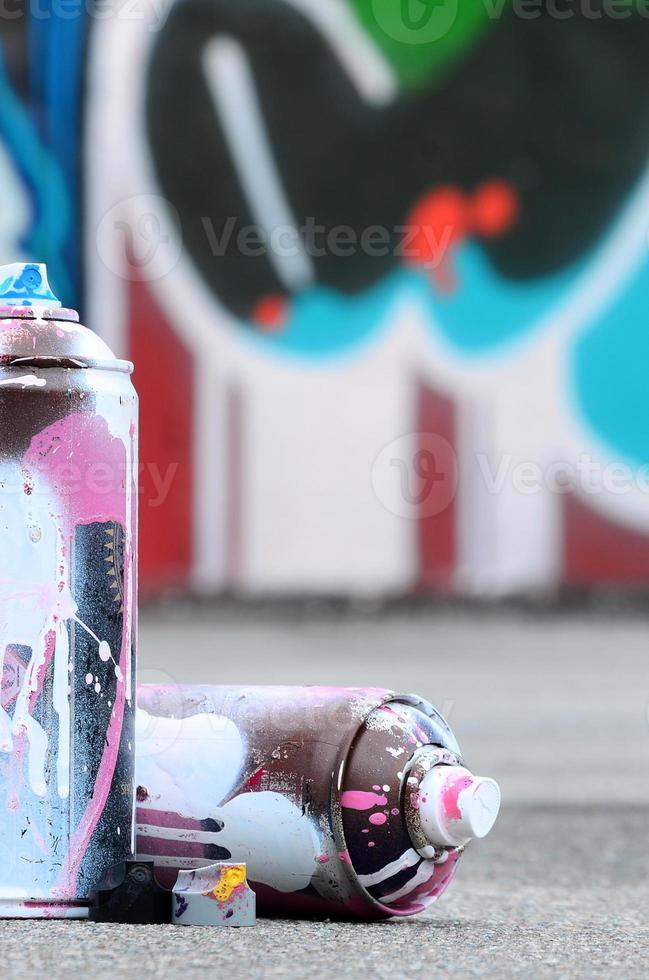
[136,685,465,919]
[0,300,137,915]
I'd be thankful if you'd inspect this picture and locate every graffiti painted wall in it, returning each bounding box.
[5,1,649,595]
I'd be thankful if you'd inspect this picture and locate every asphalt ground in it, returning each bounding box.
[2,605,648,977]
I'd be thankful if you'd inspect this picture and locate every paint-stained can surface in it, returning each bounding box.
[0,266,137,915]
[136,685,475,919]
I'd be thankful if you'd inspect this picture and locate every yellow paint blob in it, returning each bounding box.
[204,864,247,903]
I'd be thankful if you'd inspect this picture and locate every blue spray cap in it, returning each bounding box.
[0,262,62,309]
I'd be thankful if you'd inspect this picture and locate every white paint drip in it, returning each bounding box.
[357,847,420,887]
[72,616,117,681]
[18,716,48,798]
[9,538,70,798]
[53,619,71,799]
[0,471,68,791]
[0,376,46,389]
[0,463,119,798]
[135,709,243,816]
[136,709,320,894]
[138,790,319,894]
[379,858,436,904]
[124,429,134,704]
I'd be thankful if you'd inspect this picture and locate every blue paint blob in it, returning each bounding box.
[572,257,649,467]
[246,272,403,361]
[241,244,585,362]
[420,243,584,355]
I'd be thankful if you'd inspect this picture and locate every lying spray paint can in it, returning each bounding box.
[136,685,499,919]
[0,264,137,917]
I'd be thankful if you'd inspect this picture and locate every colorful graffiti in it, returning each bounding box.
[7,1,649,594]
[0,13,84,302]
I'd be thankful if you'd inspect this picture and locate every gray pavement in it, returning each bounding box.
[2,605,649,977]
[139,603,649,804]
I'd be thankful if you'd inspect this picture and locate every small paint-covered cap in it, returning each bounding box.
[0,262,61,309]
[172,862,256,928]
[418,765,501,848]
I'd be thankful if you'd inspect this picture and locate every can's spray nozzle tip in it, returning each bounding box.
[0,263,62,309]
[418,765,501,849]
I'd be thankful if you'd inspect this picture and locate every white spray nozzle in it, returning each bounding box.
[418,765,501,849]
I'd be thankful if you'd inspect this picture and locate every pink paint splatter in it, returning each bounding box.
[369,812,387,826]
[338,851,352,865]
[315,854,330,864]
[340,790,388,811]
[24,413,127,527]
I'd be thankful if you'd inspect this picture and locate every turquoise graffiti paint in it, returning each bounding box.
[572,256,649,468]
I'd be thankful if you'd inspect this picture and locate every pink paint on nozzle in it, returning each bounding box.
[417,766,501,849]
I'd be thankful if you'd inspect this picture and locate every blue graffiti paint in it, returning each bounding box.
[243,244,584,362]
[0,43,71,299]
[420,243,584,355]
[242,199,647,477]
[246,273,403,361]
[571,255,649,468]
[29,10,88,304]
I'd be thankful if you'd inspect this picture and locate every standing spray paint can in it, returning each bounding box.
[0,264,137,917]
[136,685,500,919]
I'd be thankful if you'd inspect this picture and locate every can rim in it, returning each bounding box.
[330,692,465,919]
[0,306,79,322]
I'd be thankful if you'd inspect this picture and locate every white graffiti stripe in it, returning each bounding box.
[284,0,397,106]
[379,859,437,905]
[357,847,421,888]
[203,35,315,292]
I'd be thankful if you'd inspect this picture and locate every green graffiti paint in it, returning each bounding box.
[350,0,504,88]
